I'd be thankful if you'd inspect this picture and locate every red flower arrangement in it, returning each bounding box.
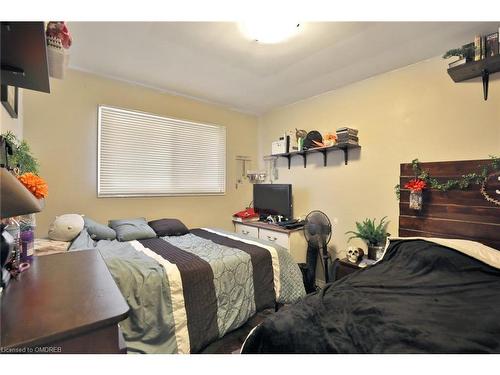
[404,178,427,193]
[17,173,49,199]
[46,21,72,49]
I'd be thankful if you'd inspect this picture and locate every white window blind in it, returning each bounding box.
[98,106,226,197]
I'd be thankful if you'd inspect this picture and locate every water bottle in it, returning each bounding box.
[4,218,21,268]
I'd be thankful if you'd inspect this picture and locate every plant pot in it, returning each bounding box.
[367,244,385,260]
[47,37,70,79]
[409,190,423,210]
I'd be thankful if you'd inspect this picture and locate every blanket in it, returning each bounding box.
[70,228,305,353]
[241,239,500,353]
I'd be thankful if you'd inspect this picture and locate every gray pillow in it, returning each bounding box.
[108,217,157,242]
[84,216,116,240]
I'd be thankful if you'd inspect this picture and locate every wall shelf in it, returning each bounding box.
[268,143,360,169]
[447,54,500,100]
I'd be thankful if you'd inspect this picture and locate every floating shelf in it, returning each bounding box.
[268,144,361,169]
[447,54,500,100]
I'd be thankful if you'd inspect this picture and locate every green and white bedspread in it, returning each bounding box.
[69,227,305,353]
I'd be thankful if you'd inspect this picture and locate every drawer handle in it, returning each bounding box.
[242,230,250,235]
[267,236,277,241]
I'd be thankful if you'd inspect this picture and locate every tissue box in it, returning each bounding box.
[272,140,286,155]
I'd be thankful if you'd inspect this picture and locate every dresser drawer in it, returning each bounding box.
[234,223,259,238]
[258,228,289,249]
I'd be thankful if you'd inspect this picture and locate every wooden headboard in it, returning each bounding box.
[399,159,500,250]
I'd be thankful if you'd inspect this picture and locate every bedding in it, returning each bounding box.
[69,227,305,353]
[241,238,500,353]
[108,217,157,241]
[148,218,189,237]
[83,216,116,240]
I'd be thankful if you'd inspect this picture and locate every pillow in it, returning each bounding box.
[108,217,157,242]
[83,216,116,240]
[148,218,189,237]
[48,214,85,242]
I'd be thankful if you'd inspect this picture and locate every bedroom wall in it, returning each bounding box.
[257,56,500,259]
[23,69,258,236]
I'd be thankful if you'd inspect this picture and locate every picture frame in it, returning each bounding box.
[1,85,19,119]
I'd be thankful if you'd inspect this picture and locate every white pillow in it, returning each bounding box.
[48,214,85,242]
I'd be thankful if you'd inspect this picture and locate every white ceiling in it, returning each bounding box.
[68,22,497,114]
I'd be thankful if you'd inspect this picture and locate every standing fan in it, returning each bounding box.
[303,210,332,293]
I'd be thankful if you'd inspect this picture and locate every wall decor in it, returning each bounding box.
[46,21,72,79]
[404,178,427,210]
[395,156,500,206]
[480,171,500,206]
[1,85,18,118]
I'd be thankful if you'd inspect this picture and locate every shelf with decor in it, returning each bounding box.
[447,54,500,100]
[268,143,361,169]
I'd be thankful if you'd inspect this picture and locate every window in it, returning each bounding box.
[98,105,226,197]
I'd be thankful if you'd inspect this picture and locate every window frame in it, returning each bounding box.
[97,105,227,198]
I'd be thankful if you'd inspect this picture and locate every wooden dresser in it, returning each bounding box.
[233,220,307,263]
[0,250,129,354]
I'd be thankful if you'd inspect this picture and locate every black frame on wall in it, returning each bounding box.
[1,85,18,119]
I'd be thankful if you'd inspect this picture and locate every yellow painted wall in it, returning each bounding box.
[258,57,500,258]
[24,69,258,235]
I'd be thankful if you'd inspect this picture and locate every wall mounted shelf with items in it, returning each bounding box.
[268,143,361,169]
[447,52,500,100]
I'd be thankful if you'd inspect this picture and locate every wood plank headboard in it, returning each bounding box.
[399,159,500,250]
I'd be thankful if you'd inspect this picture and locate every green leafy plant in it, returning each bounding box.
[442,45,475,60]
[1,131,40,174]
[395,155,500,199]
[346,217,389,246]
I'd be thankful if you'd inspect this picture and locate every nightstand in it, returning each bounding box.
[331,258,366,281]
[1,250,129,353]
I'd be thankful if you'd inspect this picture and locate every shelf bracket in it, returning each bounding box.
[343,148,348,165]
[320,149,328,167]
[482,69,489,101]
[300,153,307,168]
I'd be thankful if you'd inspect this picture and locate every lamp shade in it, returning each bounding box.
[1,168,42,218]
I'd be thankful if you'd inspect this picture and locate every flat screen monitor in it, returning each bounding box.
[253,184,293,219]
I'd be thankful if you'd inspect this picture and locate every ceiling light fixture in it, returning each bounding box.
[238,21,300,44]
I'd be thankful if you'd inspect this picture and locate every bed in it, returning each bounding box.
[241,159,500,354]
[69,226,305,353]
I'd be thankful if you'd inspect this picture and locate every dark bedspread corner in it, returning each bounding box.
[242,239,500,354]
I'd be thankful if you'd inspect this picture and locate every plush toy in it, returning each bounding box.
[48,214,84,241]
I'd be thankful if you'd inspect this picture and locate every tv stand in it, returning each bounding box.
[232,220,306,263]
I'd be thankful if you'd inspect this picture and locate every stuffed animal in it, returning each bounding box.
[48,214,84,241]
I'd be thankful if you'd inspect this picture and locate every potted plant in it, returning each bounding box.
[1,132,48,262]
[46,22,72,79]
[346,217,389,260]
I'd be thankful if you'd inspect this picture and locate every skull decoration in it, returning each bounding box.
[347,246,364,264]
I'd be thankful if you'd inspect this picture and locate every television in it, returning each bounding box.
[253,184,293,220]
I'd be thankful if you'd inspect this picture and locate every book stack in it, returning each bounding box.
[474,29,499,61]
[336,127,359,145]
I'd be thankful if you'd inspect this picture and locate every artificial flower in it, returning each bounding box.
[17,173,49,199]
[46,21,72,49]
[404,178,427,193]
